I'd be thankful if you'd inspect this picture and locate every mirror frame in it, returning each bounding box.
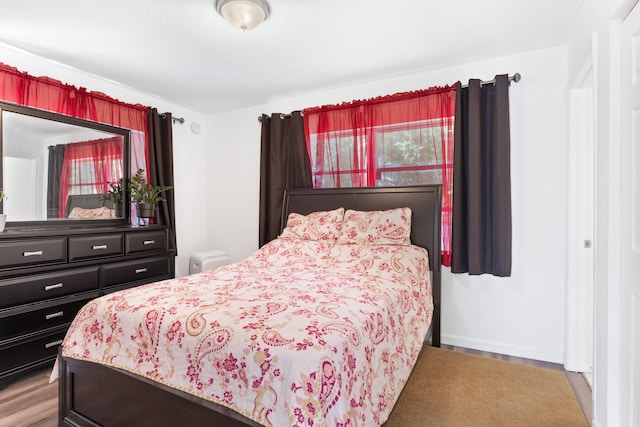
[0,101,131,229]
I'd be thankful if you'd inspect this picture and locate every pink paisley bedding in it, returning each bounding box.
[59,236,433,426]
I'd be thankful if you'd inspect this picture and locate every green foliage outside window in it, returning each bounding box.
[309,122,449,188]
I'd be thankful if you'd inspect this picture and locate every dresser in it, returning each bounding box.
[0,225,175,386]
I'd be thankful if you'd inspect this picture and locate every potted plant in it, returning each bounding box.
[0,190,6,232]
[128,169,173,220]
[104,177,125,218]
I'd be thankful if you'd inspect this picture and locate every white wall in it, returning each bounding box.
[208,45,569,364]
[0,43,210,276]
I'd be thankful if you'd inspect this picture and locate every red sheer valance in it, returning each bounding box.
[303,84,456,266]
[304,85,456,132]
[0,61,151,217]
[0,62,148,132]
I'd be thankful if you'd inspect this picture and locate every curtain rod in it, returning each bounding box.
[159,113,185,124]
[461,72,521,88]
[258,112,302,123]
[257,73,521,123]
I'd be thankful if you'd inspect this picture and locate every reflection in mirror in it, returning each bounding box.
[1,103,130,224]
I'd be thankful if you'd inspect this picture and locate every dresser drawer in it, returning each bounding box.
[0,267,100,308]
[102,256,171,288]
[69,234,124,261]
[0,298,93,341]
[125,230,167,254]
[0,328,66,374]
[0,238,66,269]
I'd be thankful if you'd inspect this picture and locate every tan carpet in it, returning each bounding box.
[383,346,589,427]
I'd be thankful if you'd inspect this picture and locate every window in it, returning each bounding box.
[309,132,367,188]
[308,119,451,187]
[67,155,123,196]
[307,119,454,265]
[303,85,456,265]
[375,120,451,187]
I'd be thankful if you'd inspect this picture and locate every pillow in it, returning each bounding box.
[337,207,412,245]
[280,208,345,242]
[68,206,114,220]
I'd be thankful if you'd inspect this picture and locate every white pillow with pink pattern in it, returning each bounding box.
[280,207,345,242]
[337,207,412,245]
[68,206,114,220]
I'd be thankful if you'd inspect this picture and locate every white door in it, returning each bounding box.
[622,3,640,425]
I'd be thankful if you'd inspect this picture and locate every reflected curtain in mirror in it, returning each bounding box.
[0,62,145,225]
[56,136,123,217]
[47,144,65,218]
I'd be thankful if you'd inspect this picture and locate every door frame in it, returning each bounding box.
[565,38,597,380]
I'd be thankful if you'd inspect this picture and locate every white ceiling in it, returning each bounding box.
[0,0,583,114]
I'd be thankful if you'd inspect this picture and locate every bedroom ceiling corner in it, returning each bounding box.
[0,0,584,114]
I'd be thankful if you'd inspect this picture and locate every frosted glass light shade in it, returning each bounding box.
[215,0,271,31]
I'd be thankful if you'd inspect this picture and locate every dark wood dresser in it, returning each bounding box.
[0,225,175,386]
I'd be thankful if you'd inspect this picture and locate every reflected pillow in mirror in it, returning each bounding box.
[68,206,114,220]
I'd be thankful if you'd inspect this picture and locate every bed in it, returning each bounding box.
[57,185,442,427]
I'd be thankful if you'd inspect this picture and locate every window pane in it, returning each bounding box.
[309,132,367,187]
[68,156,123,196]
[377,126,443,168]
[375,123,446,187]
[308,122,451,189]
[378,169,442,187]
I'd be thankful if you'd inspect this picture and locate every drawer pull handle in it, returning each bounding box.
[45,283,64,291]
[45,340,63,349]
[135,268,148,274]
[143,240,156,245]
[92,244,108,250]
[23,250,43,257]
[45,311,64,320]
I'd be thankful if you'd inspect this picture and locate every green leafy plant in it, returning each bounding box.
[103,178,125,204]
[128,169,173,204]
[0,189,6,202]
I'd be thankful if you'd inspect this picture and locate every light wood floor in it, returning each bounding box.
[0,346,593,427]
[0,368,57,427]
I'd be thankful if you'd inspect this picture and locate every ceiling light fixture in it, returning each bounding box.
[215,0,271,31]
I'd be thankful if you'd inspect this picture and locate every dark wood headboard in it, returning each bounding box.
[281,185,442,347]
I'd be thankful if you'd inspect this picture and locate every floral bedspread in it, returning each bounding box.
[60,237,433,426]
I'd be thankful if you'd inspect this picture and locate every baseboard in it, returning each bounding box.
[442,334,564,364]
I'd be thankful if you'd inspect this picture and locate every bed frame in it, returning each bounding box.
[59,185,442,427]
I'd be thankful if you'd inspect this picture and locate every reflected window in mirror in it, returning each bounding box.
[1,102,131,226]
[52,135,123,218]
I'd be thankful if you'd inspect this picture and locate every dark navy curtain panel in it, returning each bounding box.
[451,74,512,277]
[148,108,177,254]
[259,111,312,247]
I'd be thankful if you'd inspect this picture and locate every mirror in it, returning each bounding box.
[0,102,130,226]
